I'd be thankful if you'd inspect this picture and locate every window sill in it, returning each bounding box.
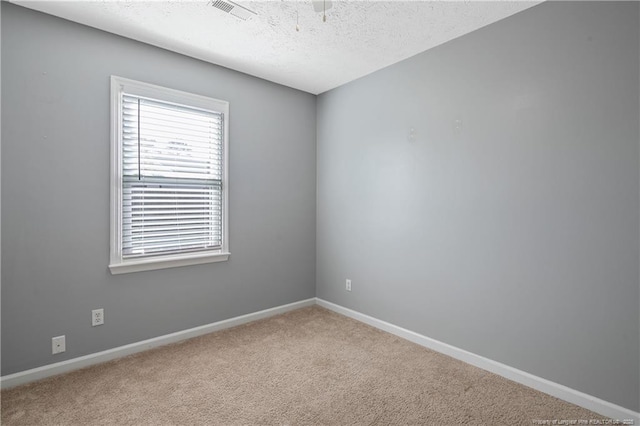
[109,251,230,275]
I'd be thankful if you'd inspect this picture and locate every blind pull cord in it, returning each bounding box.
[138,98,141,181]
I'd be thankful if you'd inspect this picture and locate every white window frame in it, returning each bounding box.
[109,76,230,274]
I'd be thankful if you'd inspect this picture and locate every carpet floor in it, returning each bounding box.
[2,306,604,425]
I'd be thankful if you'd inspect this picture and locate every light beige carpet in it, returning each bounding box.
[2,306,605,425]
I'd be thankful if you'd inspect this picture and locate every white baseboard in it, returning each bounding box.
[0,298,316,390]
[316,298,640,423]
[3,296,638,423]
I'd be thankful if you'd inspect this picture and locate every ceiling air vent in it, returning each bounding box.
[210,0,257,21]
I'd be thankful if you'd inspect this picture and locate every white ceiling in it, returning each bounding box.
[13,1,541,94]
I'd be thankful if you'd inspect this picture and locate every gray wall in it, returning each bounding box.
[317,1,639,412]
[1,3,316,375]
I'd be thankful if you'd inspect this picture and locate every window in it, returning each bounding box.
[109,76,229,274]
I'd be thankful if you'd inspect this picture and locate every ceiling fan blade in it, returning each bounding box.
[312,0,333,13]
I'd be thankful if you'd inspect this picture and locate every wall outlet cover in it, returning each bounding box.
[92,308,104,326]
[52,335,66,354]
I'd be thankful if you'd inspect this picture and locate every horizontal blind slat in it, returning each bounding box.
[124,240,221,252]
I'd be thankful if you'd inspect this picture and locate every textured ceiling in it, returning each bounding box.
[13,1,541,94]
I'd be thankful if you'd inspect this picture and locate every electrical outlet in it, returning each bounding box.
[346,279,352,292]
[52,335,65,354]
[92,308,104,326]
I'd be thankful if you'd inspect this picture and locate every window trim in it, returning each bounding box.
[109,76,230,274]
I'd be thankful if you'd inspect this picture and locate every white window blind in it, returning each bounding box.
[110,76,229,274]
[122,95,224,257]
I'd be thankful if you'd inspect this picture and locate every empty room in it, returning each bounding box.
[1,0,638,424]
